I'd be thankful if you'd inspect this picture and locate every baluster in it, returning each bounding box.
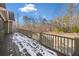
[54,35,55,49]
[49,34,51,48]
[52,35,54,48]
[51,35,54,49]
[55,35,57,49]
[60,37,62,52]
[44,34,45,44]
[63,37,65,54]
[58,36,59,51]
[71,39,73,55]
[67,38,69,55]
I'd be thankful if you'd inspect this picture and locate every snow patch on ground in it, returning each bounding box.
[12,32,57,56]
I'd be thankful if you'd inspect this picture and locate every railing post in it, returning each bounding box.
[39,32,42,43]
[30,31,32,38]
[73,37,79,56]
[50,34,54,49]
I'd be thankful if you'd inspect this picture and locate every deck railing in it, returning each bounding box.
[40,33,75,56]
[18,29,79,56]
[18,29,40,40]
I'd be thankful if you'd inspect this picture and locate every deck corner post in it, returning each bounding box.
[39,32,42,43]
[73,37,79,56]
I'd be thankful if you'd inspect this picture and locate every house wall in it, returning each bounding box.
[0,3,15,55]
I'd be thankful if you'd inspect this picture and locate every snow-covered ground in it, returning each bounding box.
[12,32,57,56]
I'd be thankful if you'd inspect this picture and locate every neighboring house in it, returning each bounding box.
[0,3,15,55]
[0,3,15,34]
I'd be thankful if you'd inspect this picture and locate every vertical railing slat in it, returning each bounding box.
[55,35,56,49]
[61,37,63,53]
[58,36,59,51]
[53,35,55,49]
[71,39,73,55]
[67,38,69,55]
[63,37,65,54]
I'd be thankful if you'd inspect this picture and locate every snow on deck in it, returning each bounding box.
[12,32,57,56]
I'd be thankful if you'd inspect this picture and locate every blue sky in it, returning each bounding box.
[6,3,68,24]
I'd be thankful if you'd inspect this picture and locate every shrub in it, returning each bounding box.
[71,26,79,33]
[61,27,68,32]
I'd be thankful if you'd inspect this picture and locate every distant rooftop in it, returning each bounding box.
[8,11,15,21]
[0,3,6,8]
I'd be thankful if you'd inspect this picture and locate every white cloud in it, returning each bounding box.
[19,4,37,12]
[43,16,46,18]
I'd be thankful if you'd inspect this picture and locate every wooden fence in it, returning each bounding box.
[40,33,75,55]
[18,29,79,56]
